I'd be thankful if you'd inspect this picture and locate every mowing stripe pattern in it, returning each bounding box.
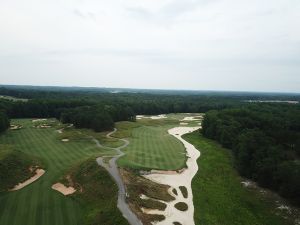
[0,119,108,225]
[118,126,186,170]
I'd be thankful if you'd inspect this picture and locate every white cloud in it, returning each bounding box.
[0,0,299,92]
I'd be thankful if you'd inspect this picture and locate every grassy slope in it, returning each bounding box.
[118,125,186,170]
[183,131,293,225]
[0,145,43,192]
[0,119,118,225]
[66,158,129,225]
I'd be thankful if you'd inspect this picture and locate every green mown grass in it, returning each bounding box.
[183,131,294,225]
[118,125,186,170]
[0,119,118,225]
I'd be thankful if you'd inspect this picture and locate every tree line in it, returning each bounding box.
[0,86,248,132]
[0,111,9,133]
[60,104,135,132]
[202,104,300,206]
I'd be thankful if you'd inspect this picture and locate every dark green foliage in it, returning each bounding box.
[184,132,295,225]
[276,161,300,204]
[202,104,300,205]
[0,112,9,133]
[60,106,115,132]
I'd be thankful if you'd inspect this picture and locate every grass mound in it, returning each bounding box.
[121,169,174,225]
[62,158,129,225]
[174,202,188,211]
[179,186,188,198]
[0,145,43,192]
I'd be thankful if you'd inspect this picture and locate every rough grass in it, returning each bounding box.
[174,202,188,211]
[0,119,120,225]
[64,158,129,225]
[179,186,188,198]
[120,169,174,225]
[183,131,296,225]
[118,125,186,170]
[0,145,43,192]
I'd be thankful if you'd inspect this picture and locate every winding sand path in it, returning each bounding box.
[143,126,201,225]
[94,129,143,225]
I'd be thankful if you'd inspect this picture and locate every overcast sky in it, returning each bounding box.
[0,0,299,92]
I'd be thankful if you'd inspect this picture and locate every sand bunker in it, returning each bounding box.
[136,115,167,120]
[52,183,76,195]
[143,126,201,225]
[61,139,69,142]
[150,114,167,120]
[181,116,200,121]
[10,125,22,130]
[10,169,45,191]
[37,124,52,128]
[180,122,188,125]
[32,119,47,122]
[57,129,63,134]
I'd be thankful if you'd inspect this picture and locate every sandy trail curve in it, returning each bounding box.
[143,126,201,225]
[10,169,45,191]
[94,129,143,225]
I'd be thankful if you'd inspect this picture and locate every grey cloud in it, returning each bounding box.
[73,9,97,22]
[127,0,218,24]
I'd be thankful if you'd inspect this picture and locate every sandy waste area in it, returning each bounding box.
[143,126,201,225]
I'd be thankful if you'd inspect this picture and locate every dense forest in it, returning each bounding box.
[0,112,10,133]
[0,85,299,133]
[0,86,249,132]
[202,104,300,205]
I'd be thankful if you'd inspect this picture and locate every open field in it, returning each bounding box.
[183,131,298,225]
[0,119,120,225]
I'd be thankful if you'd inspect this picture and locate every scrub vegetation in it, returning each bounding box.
[0,144,43,192]
[202,104,300,206]
[183,132,298,225]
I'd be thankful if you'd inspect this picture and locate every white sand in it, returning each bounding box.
[136,115,167,120]
[180,122,188,125]
[10,125,22,130]
[57,129,63,134]
[143,126,200,225]
[61,139,69,142]
[32,119,47,122]
[38,125,52,128]
[10,169,45,191]
[181,116,200,121]
[150,114,167,120]
[52,183,76,195]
